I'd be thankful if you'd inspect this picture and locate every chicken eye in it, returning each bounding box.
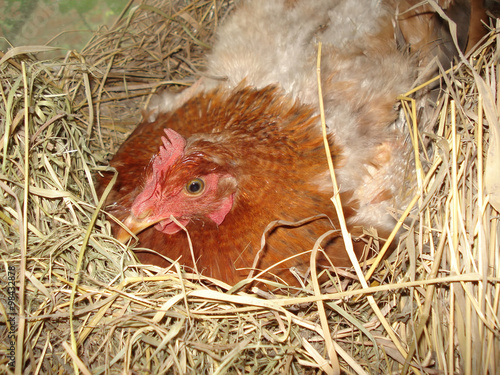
[185,178,205,196]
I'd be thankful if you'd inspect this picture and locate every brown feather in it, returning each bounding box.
[101,86,364,284]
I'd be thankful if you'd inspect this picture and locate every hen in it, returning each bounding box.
[98,0,486,285]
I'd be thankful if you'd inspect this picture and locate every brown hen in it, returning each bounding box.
[98,0,487,285]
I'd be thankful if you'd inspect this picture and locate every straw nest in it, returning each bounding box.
[1,1,499,374]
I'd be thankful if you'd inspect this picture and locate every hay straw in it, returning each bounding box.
[0,1,499,374]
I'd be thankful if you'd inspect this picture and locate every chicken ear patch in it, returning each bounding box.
[152,128,187,175]
[207,194,234,225]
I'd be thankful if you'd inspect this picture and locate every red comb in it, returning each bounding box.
[151,128,186,176]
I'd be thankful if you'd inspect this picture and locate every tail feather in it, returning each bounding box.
[392,0,473,70]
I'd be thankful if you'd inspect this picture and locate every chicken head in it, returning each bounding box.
[117,128,237,241]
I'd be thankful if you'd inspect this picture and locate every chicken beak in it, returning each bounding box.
[116,215,159,244]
